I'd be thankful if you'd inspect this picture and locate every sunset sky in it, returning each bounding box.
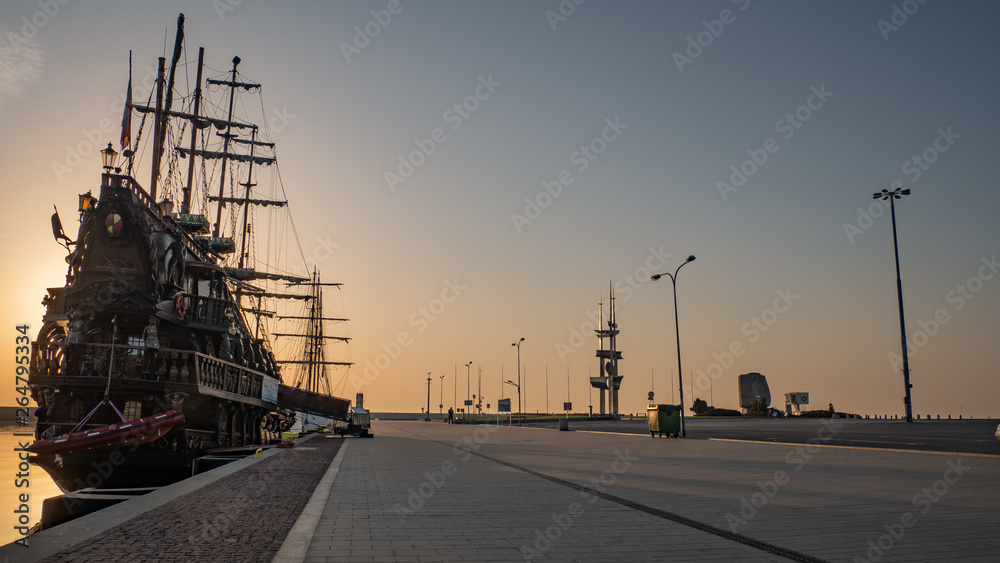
[1,0,998,418]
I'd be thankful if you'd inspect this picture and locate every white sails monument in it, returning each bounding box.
[589,284,623,417]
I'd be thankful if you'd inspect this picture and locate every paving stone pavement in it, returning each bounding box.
[35,435,343,563]
[304,421,1000,563]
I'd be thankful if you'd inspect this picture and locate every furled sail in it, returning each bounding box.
[175,147,276,166]
[132,104,256,130]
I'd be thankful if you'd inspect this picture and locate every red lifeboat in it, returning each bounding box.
[29,410,185,456]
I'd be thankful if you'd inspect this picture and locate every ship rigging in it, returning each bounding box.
[28,13,354,491]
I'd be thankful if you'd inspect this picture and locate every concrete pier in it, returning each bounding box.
[299,421,999,562]
[1,420,998,562]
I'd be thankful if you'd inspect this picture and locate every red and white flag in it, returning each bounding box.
[120,53,132,149]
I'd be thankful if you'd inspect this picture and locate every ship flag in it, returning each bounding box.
[120,51,132,149]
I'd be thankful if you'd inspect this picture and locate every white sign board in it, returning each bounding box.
[262,376,279,404]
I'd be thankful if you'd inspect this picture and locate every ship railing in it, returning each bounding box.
[189,351,265,401]
[175,293,233,328]
[31,340,268,402]
[103,172,213,263]
[102,172,160,217]
[33,341,161,381]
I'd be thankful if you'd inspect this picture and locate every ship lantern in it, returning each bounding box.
[78,191,96,213]
[101,142,118,171]
[159,199,174,217]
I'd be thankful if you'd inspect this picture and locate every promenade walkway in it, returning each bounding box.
[296,420,999,562]
[2,420,997,562]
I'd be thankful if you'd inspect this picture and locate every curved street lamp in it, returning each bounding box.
[652,254,696,437]
[503,379,520,426]
[873,186,913,423]
[512,338,524,426]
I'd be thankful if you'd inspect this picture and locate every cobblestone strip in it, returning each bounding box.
[39,436,344,563]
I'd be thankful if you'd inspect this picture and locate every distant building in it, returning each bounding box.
[738,372,771,412]
[784,392,809,415]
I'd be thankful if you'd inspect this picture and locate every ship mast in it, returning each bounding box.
[181,47,204,215]
[210,56,249,238]
[273,271,354,394]
[150,13,185,200]
[237,129,257,269]
[608,283,619,415]
[307,270,324,394]
[149,56,165,198]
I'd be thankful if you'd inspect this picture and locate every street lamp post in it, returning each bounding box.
[426,372,432,422]
[511,338,524,426]
[504,379,520,426]
[652,255,696,438]
[439,374,444,415]
[874,186,914,423]
[465,361,473,418]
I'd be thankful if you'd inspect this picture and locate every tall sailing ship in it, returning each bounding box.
[28,15,353,490]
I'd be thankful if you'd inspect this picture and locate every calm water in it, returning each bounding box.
[0,428,61,547]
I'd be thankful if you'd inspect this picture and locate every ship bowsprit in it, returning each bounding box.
[278,385,350,420]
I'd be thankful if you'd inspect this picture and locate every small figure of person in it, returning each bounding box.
[448,407,454,424]
[142,316,161,379]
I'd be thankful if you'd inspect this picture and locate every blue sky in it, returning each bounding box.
[1,0,998,417]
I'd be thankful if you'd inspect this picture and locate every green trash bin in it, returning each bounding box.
[647,404,681,438]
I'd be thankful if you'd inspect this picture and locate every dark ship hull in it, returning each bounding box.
[27,9,355,493]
